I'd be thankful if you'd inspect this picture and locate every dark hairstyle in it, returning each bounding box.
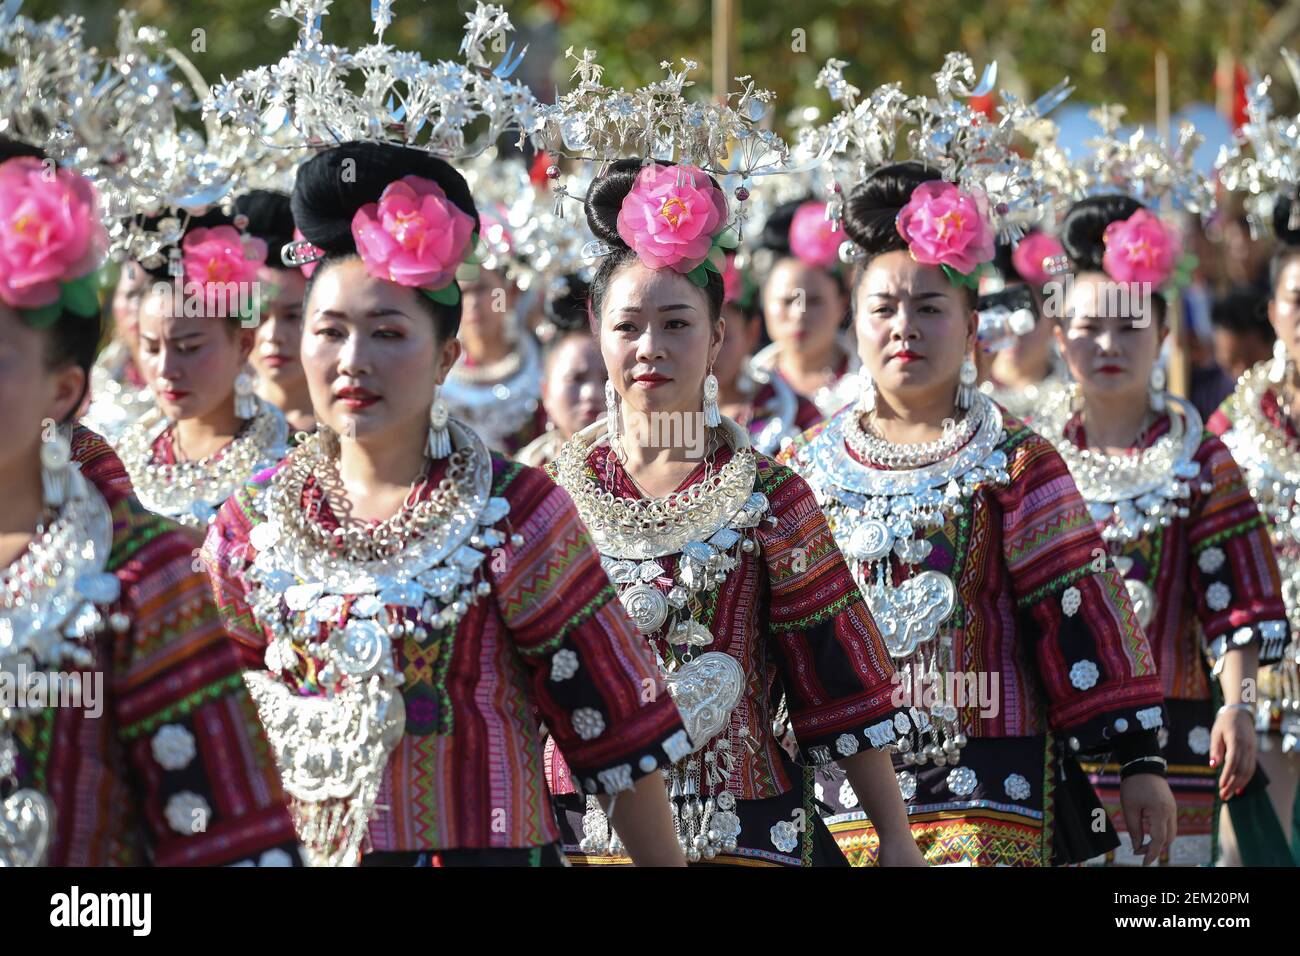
[546,273,592,333]
[757,197,848,299]
[1267,194,1300,295]
[137,207,237,281]
[0,139,104,419]
[292,140,477,341]
[1211,285,1275,343]
[235,189,296,269]
[1059,193,1167,326]
[842,161,976,309]
[989,240,1021,284]
[584,157,725,324]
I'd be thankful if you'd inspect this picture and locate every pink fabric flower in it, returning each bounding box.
[789,200,841,269]
[292,227,321,278]
[1102,209,1180,288]
[351,175,476,289]
[479,207,513,256]
[616,162,728,273]
[722,251,742,303]
[895,180,995,276]
[182,225,267,288]
[0,157,107,310]
[1011,231,1064,287]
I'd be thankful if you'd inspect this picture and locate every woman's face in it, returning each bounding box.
[137,288,254,423]
[761,257,845,359]
[459,267,515,340]
[0,304,86,478]
[301,257,460,447]
[599,261,723,422]
[250,265,308,391]
[1269,256,1300,373]
[1056,271,1163,403]
[853,251,976,406]
[712,302,761,389]
[110,261,150,357]
[541,333,605,440]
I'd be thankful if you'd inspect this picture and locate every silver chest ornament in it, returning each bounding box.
[240,421,509,866]
[1,468,119,867]
[794,396,1010,768]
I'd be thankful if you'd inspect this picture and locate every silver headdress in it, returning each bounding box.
[1029,103,1216,221]
[802,54,1073,251]
[1216,51,1300,237]
[206,1,538,161]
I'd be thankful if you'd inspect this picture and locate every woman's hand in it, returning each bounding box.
[1118,774,1178,865]
[1210,707,1257,801]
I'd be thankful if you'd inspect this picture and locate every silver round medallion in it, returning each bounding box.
[328,618,391,677]
[620,583,669,634]
[846,519,892,562]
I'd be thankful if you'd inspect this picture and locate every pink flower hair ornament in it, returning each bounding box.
[788,200,842,270]
[894,180,995,290]
[615,162,738,287]
[181,225,268,320]
[0,157,108,327]
[1101,208,1181,290]
[351,175,481,307]
[1010,231,1065,288]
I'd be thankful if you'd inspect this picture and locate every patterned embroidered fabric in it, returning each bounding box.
[202,452,684,852]
[9,428,300,866]
[782,412,1168,865]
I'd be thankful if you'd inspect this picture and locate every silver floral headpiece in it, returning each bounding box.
[803,54,1073,251]
[1216,51,1300,237]
[1029,103,1216,221]
[206,1,538,161]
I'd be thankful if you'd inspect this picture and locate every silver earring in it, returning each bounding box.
[605,379,620,446]
[234,368,258,420]
[1270,338,1292,385]
[1149,364,1167,413]
[956,358,977,411]
[41,423,72,509]
[703,370,721,428]
[856,373,876,414]
[426,385,451,459]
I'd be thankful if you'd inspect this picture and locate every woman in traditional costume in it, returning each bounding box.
[544,158,924,867]
[0,154,299,866]
[202,141,688,867]
[782,162,1178,866]
[1039,195,1287,865]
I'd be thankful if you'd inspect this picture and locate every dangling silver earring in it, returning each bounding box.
[703,368,721,428]
[605,379,621,447]
[234,367,258,420]
[1149,363,1167,413]
[426,385,451,459]
[41,422,72,509]
[956,358,977,411]
[856,373,876,414]
[1270,338,1292,385]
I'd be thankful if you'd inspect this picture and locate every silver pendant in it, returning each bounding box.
[865,569,956,658]
[620,583,669,634]
[667,619,714,647]
[845,519,893,561]
[665,651,744,753]
[0,789,52,867]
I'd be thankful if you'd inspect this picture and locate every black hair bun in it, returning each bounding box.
[138,207,237,280]
[235,189,296,269]
[0,136,47,163]
[758,198,813,256]
[1272,191,1300,246]
[842,161,942,257]
[291,140,477,255]
[1060,194,1144,273]
[547,273,591,332]
[583,157,724,249]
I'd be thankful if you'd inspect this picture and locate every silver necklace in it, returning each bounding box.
[442,333,541,452]
[743,362,803,456]
[791,391,1010,768]
[1,466,121,867]
[846,399,985,469]
[118,397,289,528]
[238,419,511,866]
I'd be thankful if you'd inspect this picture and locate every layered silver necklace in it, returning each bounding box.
[238,419,509,866]
[1,466,121,867]
[978,363,1068,425]
[791,391,1010,768]
[1045,395,1207,631]
[554,416,768,861]
[118,398,289,528]
[443,332,542,452]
